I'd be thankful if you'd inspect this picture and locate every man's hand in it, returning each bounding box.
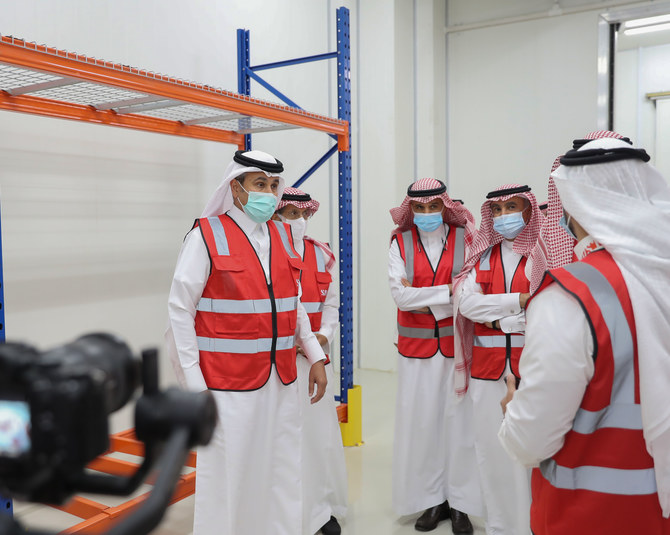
[308,360,327,404]
[401,278,412,288]
[500,374,517,416]
[519,292,530,309]
[315,333,328,346]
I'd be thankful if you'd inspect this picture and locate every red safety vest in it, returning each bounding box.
[530,249,670,535]
[194,214,303,391]
[471,243,528,380]
[393,224,466,358]
[300,238,333,364]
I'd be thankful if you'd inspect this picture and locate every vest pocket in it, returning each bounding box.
[315,271,332,301]
[215,313,261,338]
[210,256,261,336]
[287,257,303,296]
[212,256,254,298]
[287,309,297,330]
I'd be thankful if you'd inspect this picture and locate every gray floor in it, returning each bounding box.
[13,369,486,534]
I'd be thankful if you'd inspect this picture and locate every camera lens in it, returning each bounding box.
[42,333,140,414]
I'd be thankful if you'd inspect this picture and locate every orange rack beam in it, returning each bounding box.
[53,429,198,535]
[50,404,346,533]
[0,35,349,151]
[54,413,345,534]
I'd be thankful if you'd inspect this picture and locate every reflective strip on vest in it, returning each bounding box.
[451,226,465,278]
[197,335,295,354]
[473,334,525,348]
[197,296,298,314]
[565,262,637,431]
[398,325,454,339]
[539,459,657,496]
[301,301,323,314]
[401,226,464,284]
[401,229,414,284]
[572,404,643,434]
[438,325,454,337]
[313,244,326,272]
[272,220,298,258]
[207,217,230,256]
[479,247,492,270]
[540,261,650,495]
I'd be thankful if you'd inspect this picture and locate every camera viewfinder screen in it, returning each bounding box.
[0,400,31,457]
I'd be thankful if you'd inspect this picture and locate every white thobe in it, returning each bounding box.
[294,238,348,534]
[167,206,325,535]
[389,223,482,517]
[498,283,594,466]
[457,239,532,535]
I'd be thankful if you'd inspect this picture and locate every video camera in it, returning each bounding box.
[0,333,217,535]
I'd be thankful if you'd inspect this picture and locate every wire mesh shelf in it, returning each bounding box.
[0,34,348,148]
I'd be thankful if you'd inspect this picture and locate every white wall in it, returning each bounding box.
[355,0,449,371]
[447,8,602,210]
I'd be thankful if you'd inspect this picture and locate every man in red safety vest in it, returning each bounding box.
[453,183,544,535]
[388,178,481,534]
[499,137,670,534]
[166,150,328,535]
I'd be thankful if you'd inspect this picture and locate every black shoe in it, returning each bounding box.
[450,509,473,534]
[414,499,451,532]
[321,516,341,535]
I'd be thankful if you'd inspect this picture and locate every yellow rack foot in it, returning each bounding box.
[339,384,363,446]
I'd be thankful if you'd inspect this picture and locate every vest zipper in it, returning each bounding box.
[505,333,511,364]
[418,229,447,341]
[267,281,278,366]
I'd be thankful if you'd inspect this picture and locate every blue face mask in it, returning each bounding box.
[493,211,526,239]
[413,211,443,233]
[239,184,278,224]
[559,214,577,241]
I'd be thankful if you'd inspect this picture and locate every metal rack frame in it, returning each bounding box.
[0,35,349,150]
[237,8,356,431]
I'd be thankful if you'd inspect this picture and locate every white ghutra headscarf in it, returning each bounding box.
[200,150,286,217]
[552,137,670,517]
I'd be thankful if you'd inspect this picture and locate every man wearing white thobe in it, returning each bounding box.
[454,185,542,535]
[499,137,670,534]
[274,187,347,535]
[166,150,327,535]
[389,178,481,534]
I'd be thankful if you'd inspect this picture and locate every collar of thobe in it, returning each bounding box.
[227,205,267,239]
[501,238,517,252]
[574,235,603,260]
[417,223,447,246]
[293,238,305,258]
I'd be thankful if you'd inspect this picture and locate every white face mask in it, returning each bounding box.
[279,215,307,242]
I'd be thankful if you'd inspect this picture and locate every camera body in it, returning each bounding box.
[0,334,139,503]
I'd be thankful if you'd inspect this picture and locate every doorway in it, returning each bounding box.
[604,3,670,181]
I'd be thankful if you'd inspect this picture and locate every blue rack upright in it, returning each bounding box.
[237,6,359,445]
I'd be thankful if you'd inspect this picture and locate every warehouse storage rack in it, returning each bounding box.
[0,6,359,533]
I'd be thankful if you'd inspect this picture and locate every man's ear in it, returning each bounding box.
[230,178,240,197]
